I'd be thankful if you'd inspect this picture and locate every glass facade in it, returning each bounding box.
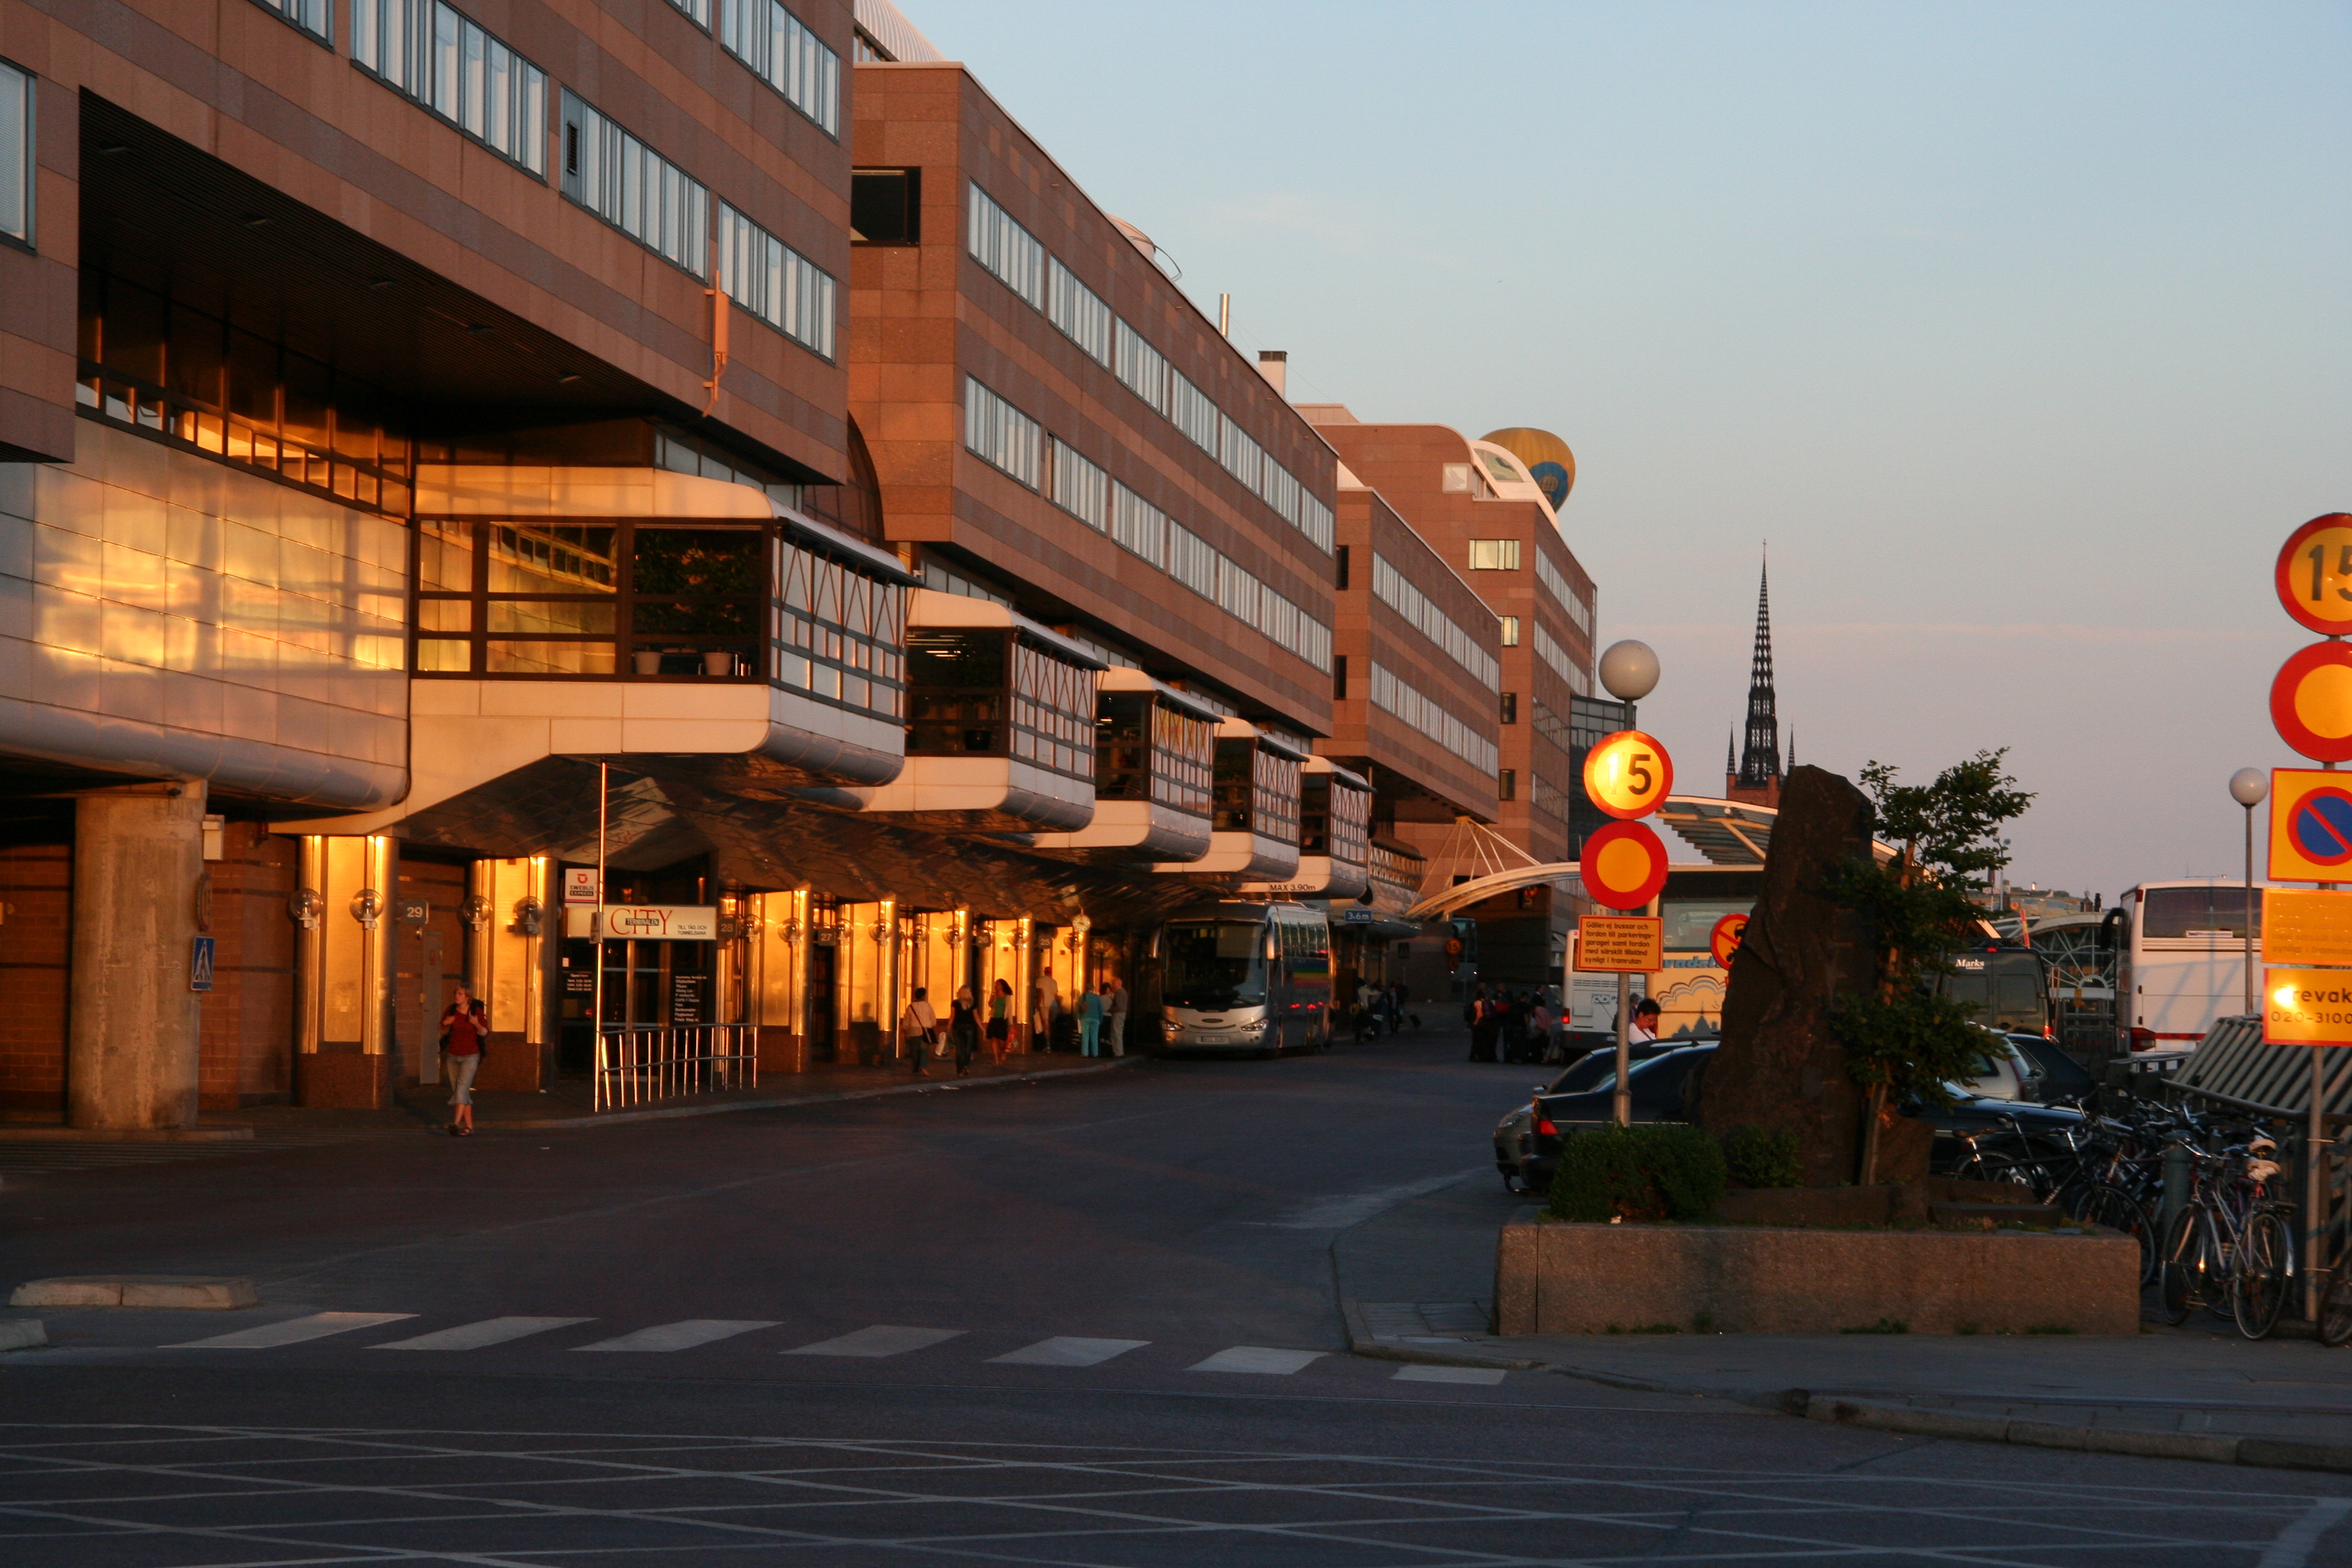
[0,58,28,248]
[719,0,841,135]
[252,0,331,42]
[1094,691,1211,813]
[78,272,416,517]
[904,629,1096,781]
[966,181,1044,308]
[1373,553,1500,688]
[1301,772,1371,864]
[717,203,837,359]
[964,377,1041,488]
[354,0,549,176]
[1211,738,1301,843]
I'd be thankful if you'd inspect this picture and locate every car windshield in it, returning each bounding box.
[1575,1051,1686,1098]
[1163,921,1265,1007]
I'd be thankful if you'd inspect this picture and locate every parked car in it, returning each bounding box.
[1494,1043,2088,1194]
[1957,1027,2044,1102]
[2006,1032,2100,1107]
[1490,1043,1688,1190]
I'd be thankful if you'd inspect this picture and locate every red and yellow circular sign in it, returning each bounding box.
[2276,514,2352,636]
[1710,911,1750,968]
[1582,730,1674,821]
[1581,820,1670,911]
[2272,642,2352,762]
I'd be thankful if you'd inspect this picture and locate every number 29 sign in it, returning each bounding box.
[1582,730,1674,820]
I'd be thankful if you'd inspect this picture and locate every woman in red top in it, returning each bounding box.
[440,985,488,1137]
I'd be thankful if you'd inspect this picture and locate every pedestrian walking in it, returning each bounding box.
[1468,985,1499,1063]
[901,987,938,1076]
[1032,967,1060,1053]
[986,977,1013,1065]
[438,985,488,1137]
[1105,975,1129,1057]
[949,985,981,1077]
[1078,982,1105,1057]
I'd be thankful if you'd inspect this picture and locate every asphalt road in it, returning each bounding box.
[3,1035,2348,1566]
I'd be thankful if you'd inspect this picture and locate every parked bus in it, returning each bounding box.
[1938,947,2051,1036]
[1152,902,1332,1055]
[2115,878,2262,1062]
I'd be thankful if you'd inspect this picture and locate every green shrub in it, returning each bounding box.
[1721,1126,1803,1188]
[1546,1123,1727,1224]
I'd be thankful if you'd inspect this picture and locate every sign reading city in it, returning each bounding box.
[2263,966,2352,1047]
[1582,730,1675,821]
[2271,642,2352,762]
[2269,769,2352,882]
[2275,513,2352,636]
[1580,819,1670,911]
[604,904,719,941]
[1575,915,1663,973]
[1710,911,1750,968]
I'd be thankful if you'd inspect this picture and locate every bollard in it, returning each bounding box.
[2160,1141,2190,1246]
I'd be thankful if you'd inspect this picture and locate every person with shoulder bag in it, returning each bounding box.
[439,985,488,1137]
[901,987,938,1076]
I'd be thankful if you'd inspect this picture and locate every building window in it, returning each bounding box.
[1498,769,1516,801]
[1500,693,1518,725]
[1369,662,1499,774]
[966,180,1043,308]
[1218,413,1262,495]
[1299,491,1335,553]
[1467,538,1521,572]
[1049,438,1107,529]
[79,271,415,516]
[559,92,708,277]
[963,376,1041,488]
[719,0,839,134]
[1169,369,1218,456]
[1335,545,1350,591]
[1113,318,1170,416]
[664,0,711,24]
[1535,549,1593,634]
[1110,481,1166,569]
[0,58,28,249]
[1047,258,1112,365]
[1215,555,1259,624]
[355,0,549,176]
[904,630,1096,781]
[1372,553,1500,688]
[1333,654,1348,700]
[1533,622,1590,696]
[851,167,918,244]
[252,0,332,43]
[717,203,836,359]
[774,540,906,716]
[1166,520,1218,601]
[1497,615,1520,646]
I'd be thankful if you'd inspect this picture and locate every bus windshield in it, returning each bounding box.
[1164,921,1266,1007]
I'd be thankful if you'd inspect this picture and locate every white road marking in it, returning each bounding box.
[166,1311,414,1349]
[783,1325,966,1358]
[990,1336,1149,1367]
[570,1319,777,1352]
[1187,1345,1326,1375]
[1260,1169,1482,1229]
[369,1316,593,1351]
[2259,1497,2352,1568]
[1391,1363,1506,1385]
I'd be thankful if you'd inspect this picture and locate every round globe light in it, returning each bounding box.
[1597,640,1660,702]
[2229,768,2269,808]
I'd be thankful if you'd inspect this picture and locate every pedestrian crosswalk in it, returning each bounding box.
[142,1312,1508,1383]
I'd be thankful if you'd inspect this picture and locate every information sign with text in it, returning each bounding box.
[1575,915,1663,973]
[2263,966,2352,1046]
[2264,889,2352,969]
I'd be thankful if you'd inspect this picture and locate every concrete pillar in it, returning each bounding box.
[466,855,551,1092]
[68,782,208,1130]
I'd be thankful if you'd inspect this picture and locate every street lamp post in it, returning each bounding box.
[2229,769,2266,1017]
[1597,640,1661,1129]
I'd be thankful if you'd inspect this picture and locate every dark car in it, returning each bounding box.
[1497,1044,2089,1194]
[1490,1043,1689,1190]
[2007,1032,2100,1107]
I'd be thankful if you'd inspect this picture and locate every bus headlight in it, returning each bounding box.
[1241,1018,1269,1034]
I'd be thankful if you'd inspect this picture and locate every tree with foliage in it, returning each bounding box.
[1827,749,2035,1183]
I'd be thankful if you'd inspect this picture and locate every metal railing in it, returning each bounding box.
[593,1025,758,1111]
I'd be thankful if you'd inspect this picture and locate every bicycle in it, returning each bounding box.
[2157,1137,2295,1340]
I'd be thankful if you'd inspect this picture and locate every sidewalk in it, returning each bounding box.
[1335,1175,2352,1473]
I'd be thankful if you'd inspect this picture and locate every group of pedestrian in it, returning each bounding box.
[1464,984,1567,1065]
[903,971,1130,1075]
[1346,981,1415,1043]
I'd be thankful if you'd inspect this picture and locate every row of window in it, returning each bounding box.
[1532,622,1590,696]
[1371,553,1500,690]
[966,182,1335,555]
[354,0,548,175]
[966,378,1334,674]
[1368,663,1500,775]
[1,57,31,249]
[717,203,837,359]
[1534,550,1593,636]
[1096,692,1214,815]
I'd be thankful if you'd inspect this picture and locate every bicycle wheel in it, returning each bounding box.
[2080,1182,2157,1287]
[2233,1209,2293,1341]
[2157,1205,2205,1325]
[2321,1267,2352,1348]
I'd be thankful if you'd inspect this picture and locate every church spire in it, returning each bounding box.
[1731,550,1783,803]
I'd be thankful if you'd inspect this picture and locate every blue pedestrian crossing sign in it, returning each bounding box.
[189,936,216,993]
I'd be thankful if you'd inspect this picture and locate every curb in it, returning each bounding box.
[489,1055,1144,1130]
[10,1275,259,1310]
[0,1320,46,1352]
[1338,1324,2352,1474]
[0,1127,254,1143]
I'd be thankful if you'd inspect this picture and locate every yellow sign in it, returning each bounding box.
[2265,889,2352,968]
[1575,915,1663,973]
[2277,515,2352,636]
[2264,967,2352,1045]
[1582,730,1674,820]
[2269,768,2352,884]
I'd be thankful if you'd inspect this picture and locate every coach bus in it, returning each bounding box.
[2115,878,2262,1063]
[1152,902,1332,1055]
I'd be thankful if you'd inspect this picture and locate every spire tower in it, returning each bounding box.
[1729,552,1783,806]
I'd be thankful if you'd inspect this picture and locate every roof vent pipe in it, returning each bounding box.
[1257,350,1287,397]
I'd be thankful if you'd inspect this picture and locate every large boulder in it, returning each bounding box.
[1691,766,1888,1186]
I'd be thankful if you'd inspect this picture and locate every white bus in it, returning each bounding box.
[2115,878,2263,1061]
